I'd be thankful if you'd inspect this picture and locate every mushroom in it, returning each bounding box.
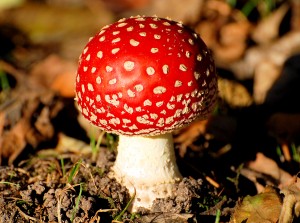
[75,16,218,212]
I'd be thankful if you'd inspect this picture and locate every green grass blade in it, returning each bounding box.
[71,183,83,222]
[68,159,82,184]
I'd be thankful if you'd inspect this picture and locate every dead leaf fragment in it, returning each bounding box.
[218,77,253,107]
[54,133,91,155]
[230,31,300,80]
[30,54,77,97]
[174,119,208,157]
[217,20,251,63]
[231,186,282,223]
[0,119,29,165]
[291,0,300,30]
[253,59,281,104]
[279,177,300,223]
[247,153,293,189]
[122,0,204,25]
[252,3,289,44]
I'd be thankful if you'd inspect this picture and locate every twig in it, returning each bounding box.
[282,143,291,162]
[16,205,39,222]
[90,208,118,223]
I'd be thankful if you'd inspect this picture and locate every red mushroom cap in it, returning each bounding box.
[75,16,218,136]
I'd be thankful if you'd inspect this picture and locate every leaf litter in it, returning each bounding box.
[1,0,300,222]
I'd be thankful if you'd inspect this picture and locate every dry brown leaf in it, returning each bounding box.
[228,31,300,104]
[214,20,251,63]
[0,60,64,164]
[121,0,204,25]
[218,77,253,107]
[291,0,300,30]
[231,177,300,223]
[195,0,232,49]
[174,119,208,157]
[195,20,217,48]
[214,42,247,64]
[219,20,251,46]
[230,31,300,80]
[239,168,266,193]
[196,1,252,64]
[279,177,300,223]
[251,3,289,44]
[30,54,77,97]
[205,0,232,17]
[50,71,76,98]
[0,118,29,165]
[230,186,282,223]
[37,133,92,156]
[247,153,293,188]
[253,59,281,104]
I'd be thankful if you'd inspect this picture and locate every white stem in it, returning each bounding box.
[110,133,182,212]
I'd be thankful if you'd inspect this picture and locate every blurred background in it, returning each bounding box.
[1,0,300,170]
[1,0,300,167]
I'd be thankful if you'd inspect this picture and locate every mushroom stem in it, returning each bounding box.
[111,133,182,212]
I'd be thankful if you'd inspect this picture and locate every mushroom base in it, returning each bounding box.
[110,133,182,212]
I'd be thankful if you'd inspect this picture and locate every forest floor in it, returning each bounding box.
[0,0,300,222]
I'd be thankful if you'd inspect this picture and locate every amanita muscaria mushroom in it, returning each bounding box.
[75,16,218,212]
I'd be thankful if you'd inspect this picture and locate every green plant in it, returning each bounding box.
[7,170,17,181]
[48,163,57,173]
[71,183,83,222]
[0,181,20,189]
[0,70,10,91]
[130,213,140,221]
[60,158,66,178]
[114,190,136,221]
[0,70,10,104]
[100,194,117,210]
[227,0,277,18]
[106,133,118,151]
[291,143,300,163]
[198,195,219,212]
[215,209,221,223]
[90,128,106,162]
[276,145,284,162]
[227,163,244,193]
[68,159,82,184]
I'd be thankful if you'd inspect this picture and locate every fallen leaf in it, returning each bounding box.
[229,31,300,80]
[279,177,300,223]
[217,21,250,63]
[0,119,29,165]
[174,119,208,157]
[291,0,300,30]
[247,153,293,188]
[251,3,289,44]
[54,133,91,155]
[121,0,204,25]
[253,59,281,104]
[30,54,77,97]
[230,186,282,223]
[218,77,253,107]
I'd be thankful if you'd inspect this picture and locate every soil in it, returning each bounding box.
[0,148,225,223]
